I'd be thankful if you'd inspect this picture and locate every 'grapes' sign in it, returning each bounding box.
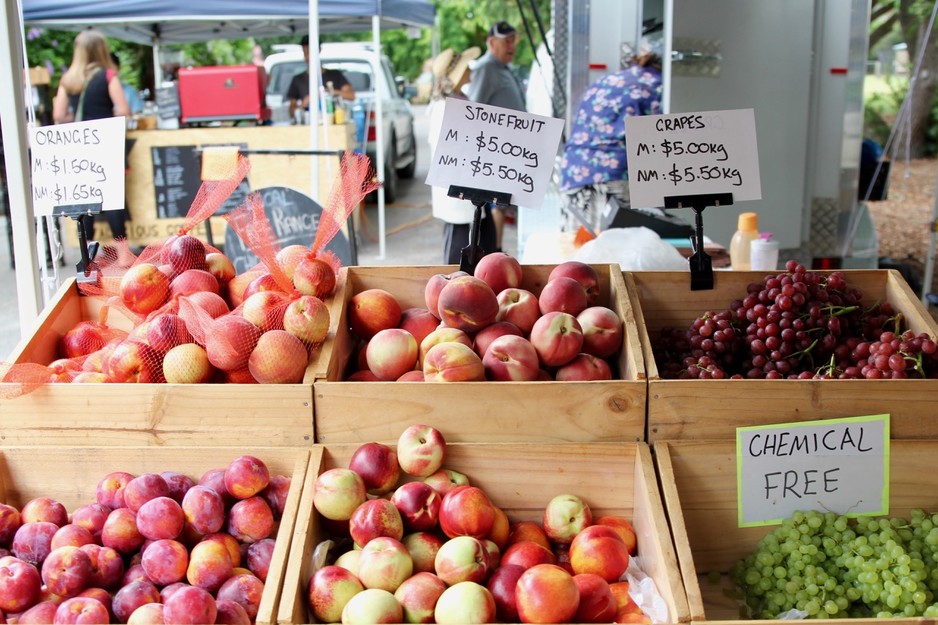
[736,414,889,527]
[425,98,564,208]
[625,108,762,208]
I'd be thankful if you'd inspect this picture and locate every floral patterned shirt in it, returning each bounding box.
[559,66,663,192]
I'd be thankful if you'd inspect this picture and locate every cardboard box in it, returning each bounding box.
[656,438,938,623]
[626,270,938,442]
[279,442,689,624]
[0,276,341,446]
[313,264,646,444]
[0,445,310,625]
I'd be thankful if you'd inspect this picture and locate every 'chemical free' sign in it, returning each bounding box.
[426,98,564,208]
[625,108,762,208]
[736,414,889,527]
[29,117,126,216]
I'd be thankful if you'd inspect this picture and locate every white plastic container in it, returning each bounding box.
[750,235,780,270]
[728,212,759,270]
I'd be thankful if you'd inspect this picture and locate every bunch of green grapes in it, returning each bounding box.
[731,509,938,619]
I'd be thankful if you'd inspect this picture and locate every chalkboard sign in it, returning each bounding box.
[223,186,353,274]
[152,145,251,219]
[155,84,181,120]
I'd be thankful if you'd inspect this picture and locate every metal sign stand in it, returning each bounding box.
[53,202,102,287]
[447,185,513,274]
[664,192,734,291]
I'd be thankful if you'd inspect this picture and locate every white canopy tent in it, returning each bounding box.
[0,0,434,336]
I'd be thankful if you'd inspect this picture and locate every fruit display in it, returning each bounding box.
[653,261,938,380]
[341,255,625,382]
[0,450,301,625]
[302,424,674,624]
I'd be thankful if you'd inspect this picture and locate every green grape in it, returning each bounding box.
[823,599,838,615]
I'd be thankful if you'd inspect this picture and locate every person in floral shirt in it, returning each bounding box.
[558,44,663,232]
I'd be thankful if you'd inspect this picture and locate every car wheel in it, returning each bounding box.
[397,131,417,180]
[382,138,398,203]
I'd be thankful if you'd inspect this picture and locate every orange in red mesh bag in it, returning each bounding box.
[194,149,380,384]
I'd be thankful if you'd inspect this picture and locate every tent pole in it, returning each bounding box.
[373,14,386,260]
[1,0,42,332]
[309,0,320,204]
[922,162,938,306]
[152,42,163,88]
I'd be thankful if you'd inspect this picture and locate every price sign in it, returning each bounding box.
[425,98,565,207]
[736,414,889,527]
[625,108,762,208]
[28,117,126,216]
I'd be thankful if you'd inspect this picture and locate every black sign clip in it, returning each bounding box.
[447,186,513,275]
[53,203,102,287]
[664,193,734,291]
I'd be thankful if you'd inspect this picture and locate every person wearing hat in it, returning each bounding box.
[427,47,498,264]
[467,21,527,253]
[287,35,355,123]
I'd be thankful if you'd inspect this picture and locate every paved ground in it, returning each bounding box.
[0,104,518,361]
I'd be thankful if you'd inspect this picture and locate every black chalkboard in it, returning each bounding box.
[224,186,353,274]
[155,84,181,120]
[151,145,252,219]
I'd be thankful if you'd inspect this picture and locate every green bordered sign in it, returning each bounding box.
[736,414,890,527]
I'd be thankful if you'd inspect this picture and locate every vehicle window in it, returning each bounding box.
[322,60,374,94]
[267,60,306,97]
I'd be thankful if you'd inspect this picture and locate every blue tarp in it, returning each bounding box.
[22,0,436,44]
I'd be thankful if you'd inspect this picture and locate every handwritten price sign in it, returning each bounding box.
[28,117,126,217]
[624,108,762,208]
[425,98,564,207]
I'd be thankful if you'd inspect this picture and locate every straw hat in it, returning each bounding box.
[432,46,480,87]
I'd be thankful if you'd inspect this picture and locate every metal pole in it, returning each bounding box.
[1,0,43,336]
[309,0,320,204]
[922,166,938,306]
[373,14,386,259]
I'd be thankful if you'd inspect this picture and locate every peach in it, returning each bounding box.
[181,485,226,536]
[186,539,233,592]
[105,340,164,383]
[347,370,380,381]
[140,539,188,586]
[472,320,523,359]
[437,276,498,334]
[293,257,337,299]
[424,270,468,321]
[199,468,235,507]
[501,540,557,570]
[112,580,161,624]
[225,455,270,500]
[402,532,444,574]
[282,295,331,345]
[205,315,263,371]
[393,571,446,624]
[119,263,170,315]
[79,545,123,590]
[573,573,617,623]
[418,327,473,367]
[396,370,425,382]
[487,562,525,622]
[495,288,540,334]
[529,311,584,367]
[121,563,150,586]
[261,474,291,520]
[126,602,164,625]
[248,330,309,384]
[308,564,364,624]
[438,485,496,539]
[226,268,265,308]
[17,600,58,624]
[245,539,276,582]
[433,535,488,586]
[0,555,42,613]
[423,469,470,497]
[433,581,496,624]
[241,290,289,331]
[215,598,251,625]
[515,563,580,624]
[77,587,113,619]
[135,497,184,541]
[0,504,22,545]
[487,507,510,550]
[95,472,133,510]
[340,587,402,624]
[53,596,110,624]
[67,506,107,545]
[507,521,551,550]
[205,252,236,285]
[390,482,441,532]
[422,342,485,382]
[170,269,220,298]
[51,525,95,550]
[348,289,402,340]
[216,573,264,621]
[555,352,613,381]
[399,308,439,348]
[539,276,589,316]
[595,515,638,555]
[570,525,630,582]
[41,546,93,598]
[162,584,217,625]
[181,290,230,319]
[313,468,367,522]
[357,537,413,592]
[349,442,400,496]
[473,251,523,295]
[21,498,67,527]
[549,261,601,305]
[482,334,540,381]
[11,521,58,567]
[123,473,169,513]
[349,499,404,548]
[203,533,242,568]
[60,321,111,359]
[274,245,309,280]
[365,329,418,381]
[543,493,592,545]
[226,497,274,543]
[164,234,207,274]
[577,306,624,358]
[157,472,194,505]
[100,508,144,555]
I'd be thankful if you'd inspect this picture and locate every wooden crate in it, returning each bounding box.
[655,439,938,624]
[0,274,347,445]
[625,270,938,442]
[278,442,689,625]
[313,264,646,444]
[0,445,310,625]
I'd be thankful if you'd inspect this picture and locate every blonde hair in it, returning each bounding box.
[60,30,116,95]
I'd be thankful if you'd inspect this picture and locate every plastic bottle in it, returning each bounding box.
[729,212,759,270]
[750,232,780,270]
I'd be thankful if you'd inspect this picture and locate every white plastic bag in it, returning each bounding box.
[573,227,689,270]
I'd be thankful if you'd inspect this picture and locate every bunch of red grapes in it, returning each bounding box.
[655,260,938,379]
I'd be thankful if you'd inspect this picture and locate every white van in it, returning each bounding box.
[265,42,417,202]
